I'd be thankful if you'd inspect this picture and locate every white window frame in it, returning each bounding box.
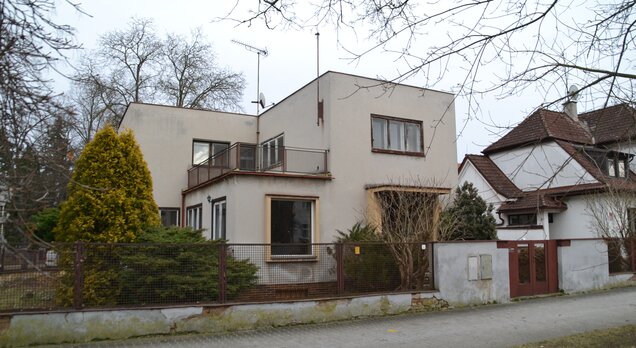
[159,207,180,227]
[186,204,203,230]
[212,198,227,240]
[261,134,284,169]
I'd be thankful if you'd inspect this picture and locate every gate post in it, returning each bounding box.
[336,243,344,294]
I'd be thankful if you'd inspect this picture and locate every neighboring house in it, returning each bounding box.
[459,101,636,240]
[119,71,458,252]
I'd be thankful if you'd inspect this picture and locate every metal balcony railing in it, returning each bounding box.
[187,143,329,188]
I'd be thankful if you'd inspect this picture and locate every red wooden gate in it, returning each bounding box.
[499,240,559,298]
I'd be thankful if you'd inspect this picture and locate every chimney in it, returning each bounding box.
[563,85,579,121]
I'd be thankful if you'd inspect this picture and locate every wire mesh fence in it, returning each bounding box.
[0,242,434,313]
[606,238,636,274]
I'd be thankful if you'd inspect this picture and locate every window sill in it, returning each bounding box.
[371,149,425,157]
[267,255,318,263]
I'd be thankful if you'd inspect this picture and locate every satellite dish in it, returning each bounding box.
[259,92,266,108]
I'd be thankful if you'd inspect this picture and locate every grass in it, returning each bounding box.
[518,325,636,348]
[0,271,59,310]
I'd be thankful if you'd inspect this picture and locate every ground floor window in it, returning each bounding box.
[508,213,537,226]
[159,208,180,227]
[212,198,226,240]
[186,204,203,230]
[268,196,316,256]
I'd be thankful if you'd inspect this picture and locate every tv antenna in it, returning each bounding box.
[231,39,269,116]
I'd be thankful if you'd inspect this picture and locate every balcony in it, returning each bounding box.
[187,143,330,189]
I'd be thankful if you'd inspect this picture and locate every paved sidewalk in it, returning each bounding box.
[50,286,636,348]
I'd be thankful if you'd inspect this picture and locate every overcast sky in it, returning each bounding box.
[52,0,565,161]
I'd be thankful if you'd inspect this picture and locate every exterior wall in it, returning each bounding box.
[496,228,545,241]
[490,142,597,190]
[457,161,505,220]
[119,104,257,208]
[0,293,442,347]
[558,239,609,292]
[434,241,510,304]
[549,195,598,239]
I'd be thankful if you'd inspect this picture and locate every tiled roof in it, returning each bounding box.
[460,155,522,198]
[498,192,567,213]
[579,103,636,145]
[483,109,592,154]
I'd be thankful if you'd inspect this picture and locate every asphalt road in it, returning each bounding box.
[50,286,636,348]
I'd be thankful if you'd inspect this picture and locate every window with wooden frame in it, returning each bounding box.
[266,195,318,257]
[607,156,628,178]
[371,115,423,155]
[192,140,229,166]
[186,204,203,230]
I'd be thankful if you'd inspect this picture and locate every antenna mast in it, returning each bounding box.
[231,39,268,116]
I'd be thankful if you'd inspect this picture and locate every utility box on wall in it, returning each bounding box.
[467,254,493,281]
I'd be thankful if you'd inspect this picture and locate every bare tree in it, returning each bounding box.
[0,0,80,246]
[586,186,636,272]
[224,1,636,115]
[159,29,246,111]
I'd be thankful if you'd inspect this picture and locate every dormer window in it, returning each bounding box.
[607,157,628,178]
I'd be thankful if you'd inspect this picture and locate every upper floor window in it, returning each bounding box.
[607,157,628,178]
[261,134,284,169]
[193,140,229,166]
[371,115,423,155]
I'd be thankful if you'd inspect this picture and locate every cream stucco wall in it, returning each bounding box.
[490,142,597,190]
[121,72,458,243]
[457,161,506,221]
[119,104,257,209]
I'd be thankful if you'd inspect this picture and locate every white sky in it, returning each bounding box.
[51,0,561,162]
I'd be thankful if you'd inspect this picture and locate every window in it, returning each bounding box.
[160,208,180,227]
[607,155,629,178]
[508,213,537,226]
[261,134,284,169]
[192,140,229,166]
[186,204,203,230]
[212,198,226,240]
[371,115,423,154]
[268,196,316,256]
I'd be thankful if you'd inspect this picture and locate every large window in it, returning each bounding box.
[268,196,316,256]
[186,204,202,230]
[261,134,284,169]
[159,208,180,227]
[508,213,537,226]
[371,115,423,154]
[212,198,226,240]
[192,140,229,166]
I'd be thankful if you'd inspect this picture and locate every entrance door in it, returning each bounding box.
[505,240,558,298]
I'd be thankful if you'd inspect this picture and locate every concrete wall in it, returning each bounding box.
[558,239,610,292]
[490,142,597,190]
[434,241,510,304]
[0,292,445,347]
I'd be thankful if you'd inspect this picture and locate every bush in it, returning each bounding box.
[335,223,401,292]
[31,207,60,242]
[57,226,259,307]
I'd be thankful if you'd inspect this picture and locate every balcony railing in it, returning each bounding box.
[187,143,329,188]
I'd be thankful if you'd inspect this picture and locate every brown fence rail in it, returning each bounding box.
[0,242,433,313]
[607,238,636,274]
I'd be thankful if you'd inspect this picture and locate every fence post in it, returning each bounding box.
[73,241,84,309]
[218,243,227,304]
[428,242,435,290]
[336,243,344,294]
[631,239,635,273]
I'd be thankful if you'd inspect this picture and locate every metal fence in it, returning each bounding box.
[0,242,433,313]
[607,238,636,274]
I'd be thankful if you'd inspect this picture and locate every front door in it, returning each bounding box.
[506,240,558,298]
